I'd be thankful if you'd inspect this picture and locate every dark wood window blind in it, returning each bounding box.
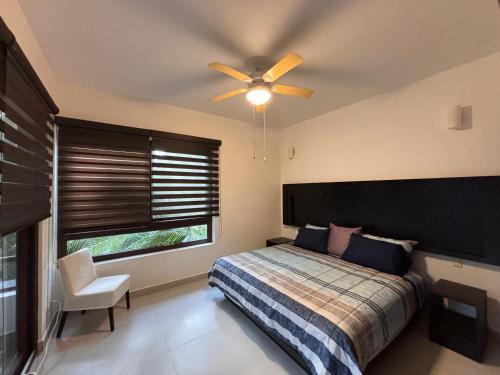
[57,120,151,233]
[56,118,221,259]
[0,17,58,375]
[0,20,59,236]
[151,134,220,221]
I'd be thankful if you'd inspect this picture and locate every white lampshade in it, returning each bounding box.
[246,86,271,105]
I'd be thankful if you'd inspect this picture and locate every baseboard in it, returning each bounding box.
[130,272,208,297]
[36,310,59,352]
[21,350,36,375]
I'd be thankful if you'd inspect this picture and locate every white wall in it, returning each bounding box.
[281,52,500,333]
[51,80,282,291]
[2,0,282,343]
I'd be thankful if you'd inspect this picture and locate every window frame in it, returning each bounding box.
[55,117,221,262]
[58,217,213,261]
[0,225,39,375]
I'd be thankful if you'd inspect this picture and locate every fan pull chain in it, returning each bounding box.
[263,108,267,161]
[252,105,256,159]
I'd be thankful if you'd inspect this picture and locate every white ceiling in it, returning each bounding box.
[20,0,500,127]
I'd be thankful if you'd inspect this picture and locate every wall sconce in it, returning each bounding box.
[448,105,463,130]
[449,105,473,131]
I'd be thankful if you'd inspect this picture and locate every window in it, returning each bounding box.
[66,223,210,260]
[0,227,38,375]
[1,17,57,375]
[151,136,220,220]
[1,233,17,292]
[1,232,18,373]
[56,118,221,260]
[0,43,55,235]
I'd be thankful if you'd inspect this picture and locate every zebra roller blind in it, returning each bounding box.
[57,118,221,239]
[151,135,220,221]
[0,28,59,235]
[57,120,151,233]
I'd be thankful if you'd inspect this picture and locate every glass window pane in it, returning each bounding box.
[67,224,208,257]
[1,232,17,374]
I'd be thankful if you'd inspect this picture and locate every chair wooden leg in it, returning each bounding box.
[108,307,114,332]
[57,311,68,338]
[126,290,130,309]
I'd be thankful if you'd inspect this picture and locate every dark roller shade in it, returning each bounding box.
[56,117,221,259]
[151,137,220,221]
[58,121,151,233]
[0,28,58,235]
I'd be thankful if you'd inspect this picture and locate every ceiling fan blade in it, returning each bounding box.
[208,62,252,83]
[262,52,304,82]
[212,87,248,102]
[272,84,313,98]
[255,104,266,113]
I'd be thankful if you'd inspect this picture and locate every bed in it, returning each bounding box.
[208,243,427,375]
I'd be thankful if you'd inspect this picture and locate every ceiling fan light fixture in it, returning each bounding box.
[246,85,271,105]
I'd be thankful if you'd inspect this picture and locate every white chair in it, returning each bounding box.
[56,249,131,337]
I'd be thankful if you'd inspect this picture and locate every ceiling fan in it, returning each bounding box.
[208,52,313,112]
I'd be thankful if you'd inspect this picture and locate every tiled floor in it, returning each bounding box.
[34,279,500,375]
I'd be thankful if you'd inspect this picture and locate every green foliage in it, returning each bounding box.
[67,225,207,257]
[2,232,17,257]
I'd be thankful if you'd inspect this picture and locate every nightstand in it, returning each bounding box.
[429,279,487,362]
[266,237,294,247]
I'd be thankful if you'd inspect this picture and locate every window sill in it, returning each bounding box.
[93,241,215,265]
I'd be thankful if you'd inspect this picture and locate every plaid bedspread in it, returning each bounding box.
[208,243,426,375]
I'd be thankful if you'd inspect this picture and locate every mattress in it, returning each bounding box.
[208,243,427,375]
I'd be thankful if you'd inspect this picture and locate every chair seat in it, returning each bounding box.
[64,274,130,311]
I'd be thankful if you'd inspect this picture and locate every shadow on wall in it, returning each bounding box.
[408,250,500,338]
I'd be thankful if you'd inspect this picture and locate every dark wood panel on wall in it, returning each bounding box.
[283,176,500,267]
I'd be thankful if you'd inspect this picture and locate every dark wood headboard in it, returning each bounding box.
[283,176,500,267]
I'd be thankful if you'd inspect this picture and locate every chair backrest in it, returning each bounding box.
[58,249,97,295]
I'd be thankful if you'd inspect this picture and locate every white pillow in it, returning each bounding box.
[305,223,328,230]
[362,234,417,254]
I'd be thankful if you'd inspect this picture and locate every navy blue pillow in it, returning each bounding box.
[341,234,412,276]
[294,228,329,254]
